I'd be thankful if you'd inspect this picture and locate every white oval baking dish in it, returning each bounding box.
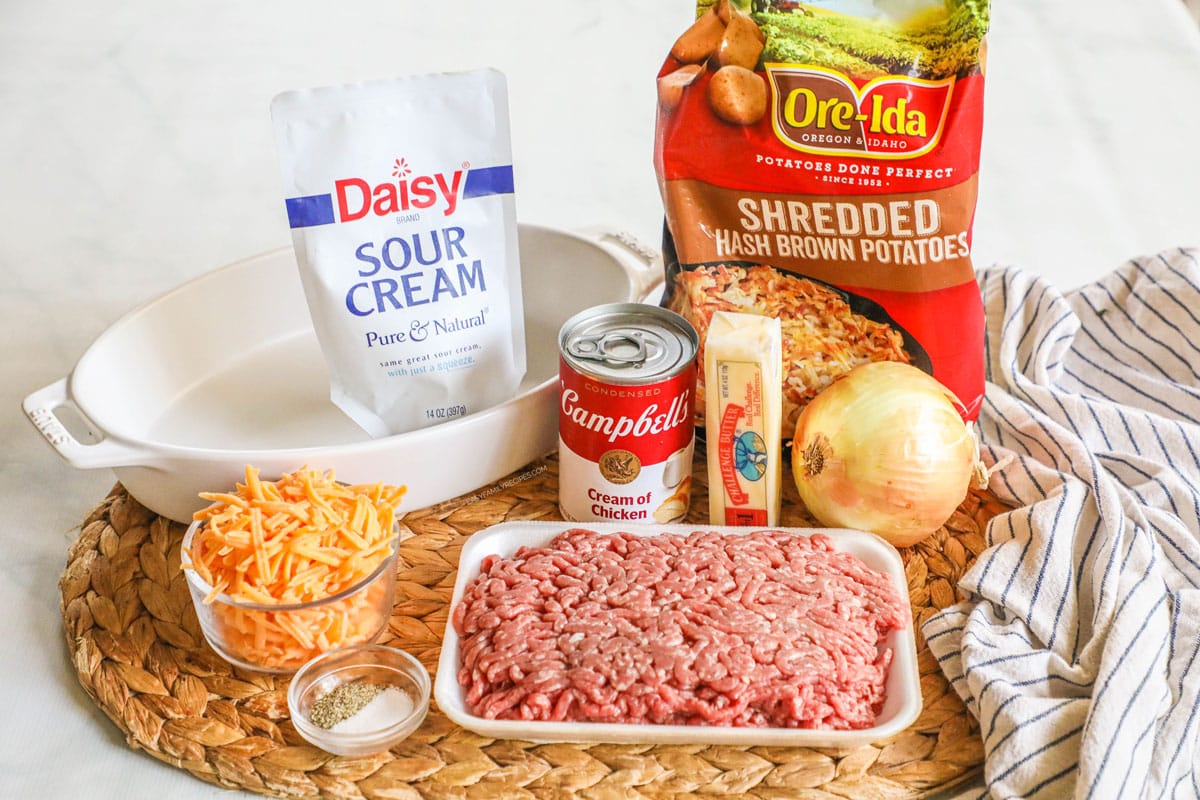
[24,225,660,521]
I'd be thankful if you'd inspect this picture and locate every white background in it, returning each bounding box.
[3,1,1199,797]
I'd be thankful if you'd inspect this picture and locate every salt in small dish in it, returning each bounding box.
[289,643,431,756]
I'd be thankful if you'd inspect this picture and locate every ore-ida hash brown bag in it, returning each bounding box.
[655,0,990,435]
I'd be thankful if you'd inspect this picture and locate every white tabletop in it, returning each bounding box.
[4,1,1199,797]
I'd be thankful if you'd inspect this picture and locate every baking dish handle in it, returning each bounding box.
[580,228,665,302]
[23,378,149,469]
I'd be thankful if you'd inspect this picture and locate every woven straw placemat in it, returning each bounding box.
[59,448,1004,799]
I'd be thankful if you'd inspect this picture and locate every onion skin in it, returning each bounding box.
[790,361,977,548]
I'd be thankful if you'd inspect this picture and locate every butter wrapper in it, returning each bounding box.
[704,311,782,526]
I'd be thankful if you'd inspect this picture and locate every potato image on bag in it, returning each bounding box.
[714,13,764,70]
[670,7,726,64]
[657,64,705,113]
[707,65,766,125]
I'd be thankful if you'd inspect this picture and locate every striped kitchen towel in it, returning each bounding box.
[923,247,1200,799]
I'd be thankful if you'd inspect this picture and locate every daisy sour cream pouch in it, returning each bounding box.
[272,69,525,438]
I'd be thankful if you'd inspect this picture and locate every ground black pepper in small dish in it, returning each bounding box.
[308,681,385,729]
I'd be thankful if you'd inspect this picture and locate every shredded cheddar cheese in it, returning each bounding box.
[184,466,407,670]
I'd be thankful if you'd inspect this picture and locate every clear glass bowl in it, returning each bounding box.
[288,643,431,756]
[181,520,399,674]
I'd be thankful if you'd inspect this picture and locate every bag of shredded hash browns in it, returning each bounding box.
[654,0,989,435]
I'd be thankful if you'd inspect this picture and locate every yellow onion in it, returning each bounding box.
[790,361,983,547]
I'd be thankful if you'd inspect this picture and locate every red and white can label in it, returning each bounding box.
[558,360,696,523]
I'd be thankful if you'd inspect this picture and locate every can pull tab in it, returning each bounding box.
[567,332,648,367]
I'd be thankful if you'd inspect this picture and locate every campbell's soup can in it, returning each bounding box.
[558,303,698,523]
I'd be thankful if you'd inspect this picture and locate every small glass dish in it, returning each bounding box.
[288,643,431,756]
[181,520,399,674]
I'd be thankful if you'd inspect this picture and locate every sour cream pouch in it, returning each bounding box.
[271,69,526,437]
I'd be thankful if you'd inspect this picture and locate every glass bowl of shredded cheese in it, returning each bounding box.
[288,643,431,756]
[180,466,405,674]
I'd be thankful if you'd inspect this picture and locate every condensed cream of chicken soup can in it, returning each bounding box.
[558,303,699,523]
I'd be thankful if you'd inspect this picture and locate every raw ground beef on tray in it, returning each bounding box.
[451,528,910,730]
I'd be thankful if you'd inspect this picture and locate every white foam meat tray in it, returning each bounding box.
[433,521,922,747]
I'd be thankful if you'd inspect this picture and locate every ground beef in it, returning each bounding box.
[452,528,909,729]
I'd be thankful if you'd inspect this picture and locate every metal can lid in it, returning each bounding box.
[559,303,698,385]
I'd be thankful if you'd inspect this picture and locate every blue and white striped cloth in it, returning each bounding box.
[924,248,1200,799]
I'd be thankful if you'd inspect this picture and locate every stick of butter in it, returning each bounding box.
[704,311,783,526]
